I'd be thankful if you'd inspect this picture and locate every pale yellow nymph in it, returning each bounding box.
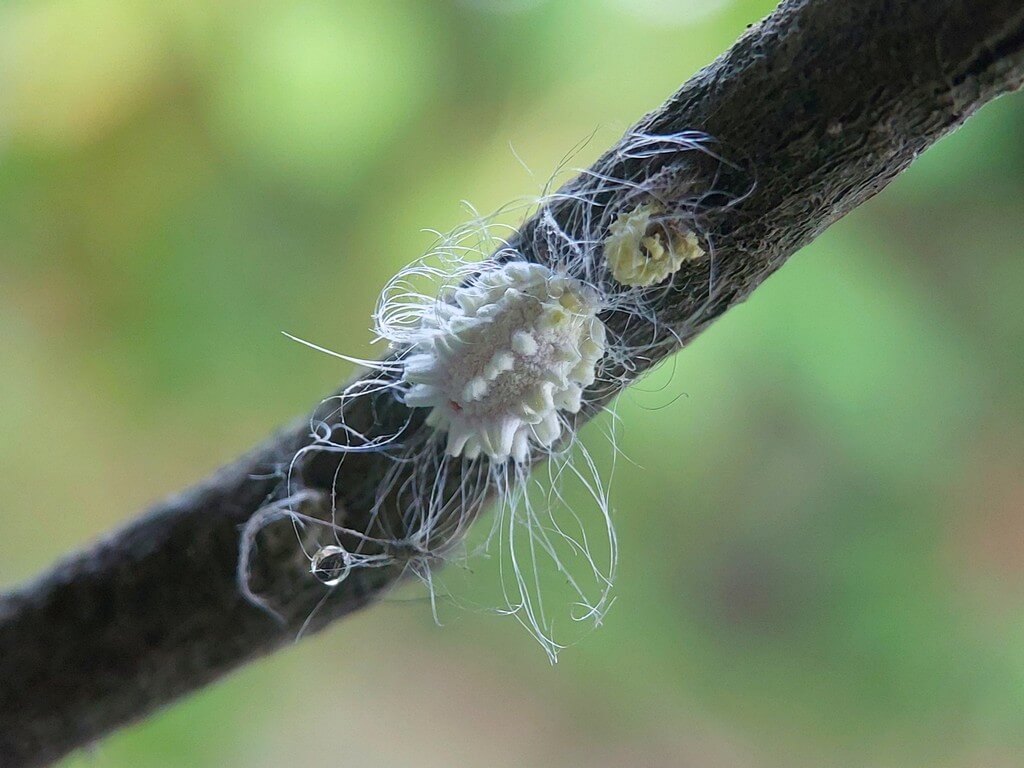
[604,203,704,287]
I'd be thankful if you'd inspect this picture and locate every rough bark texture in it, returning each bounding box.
[2,0,1023,765]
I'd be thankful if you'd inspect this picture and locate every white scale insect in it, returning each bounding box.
[401,262,607,464]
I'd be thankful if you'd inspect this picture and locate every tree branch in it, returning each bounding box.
[2,0,1022,765]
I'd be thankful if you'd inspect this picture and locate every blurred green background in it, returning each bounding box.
[3,0,1024,766]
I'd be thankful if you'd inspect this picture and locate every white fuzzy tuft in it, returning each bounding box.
[401,262,606,463]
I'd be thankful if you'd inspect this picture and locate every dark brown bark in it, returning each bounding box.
[1,0,1022,765]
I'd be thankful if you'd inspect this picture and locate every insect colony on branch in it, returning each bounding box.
[241,132,729,658]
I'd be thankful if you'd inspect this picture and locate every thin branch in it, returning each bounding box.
[2,0,1023,765]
